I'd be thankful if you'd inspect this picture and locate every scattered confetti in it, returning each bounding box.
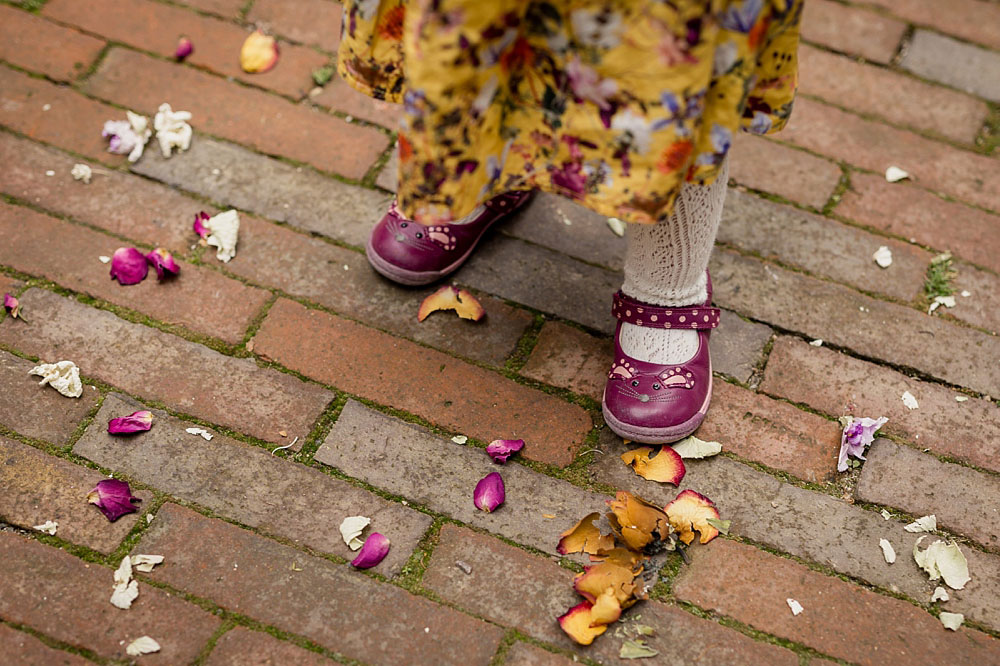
[872,246,893,268]
[33,520,58,535]
[901,391,919,410]
[787,598,804,616]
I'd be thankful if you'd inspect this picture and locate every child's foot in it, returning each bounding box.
[365,191,533,286]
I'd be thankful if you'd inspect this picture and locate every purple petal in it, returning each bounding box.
[175,37,193,61]
[193,211,210,239]
[474,471,505,512]
[837,416,888,472]
[350,532,390,568]
[486,438,524,464]
[3,292,21,319]
[86,478,141,522]
[102,120,137,155]
[146,248,180,280]
[109,247,149,285]
[108,410,154,435]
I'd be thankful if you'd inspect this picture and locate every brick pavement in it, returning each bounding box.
[1,1,998,664]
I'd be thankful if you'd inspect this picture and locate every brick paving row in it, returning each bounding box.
[1,0,999,664]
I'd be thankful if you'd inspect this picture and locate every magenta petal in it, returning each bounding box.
[486,438,525,463]
[193,211,210,239]
[108,410,154,435]
[837,416,888,472]
[146,248,180,280]
[109,247,149,285]
[350,532,390,568]
[3,292,20,319]
[175,37,193,61]
[474,472,505,512]
[86,478,141,522]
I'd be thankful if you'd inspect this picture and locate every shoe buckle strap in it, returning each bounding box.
[612,291,720,330]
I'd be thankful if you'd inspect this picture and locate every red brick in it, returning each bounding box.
[865,0,1000,51]
[0,5,104,82]
[837,172,1000,274]
[177,0,245,17]
[0,350,100,446]
[729,133,841,209]
[248,0,343,53]
[801,0,906,63]
[84,48,388,180]
[0,132,204,253]
[423,524,800,665]
[312,77,404,128]
[504,643,577,666]
[0,532,221,662]
[0,67,127,166]
[0,624,91,666]
[760,336,1000,474]
[0,436,152,553]
[0,275,20,297]
[798,44,988,144]
[950,260,1000,334]
[45,0,327,101]
[780,98,1000,212]
[674,539,1000,665]
[255,298,592,466]
[0,201,268,344]
[0,289,334,445]
[520,321,610,401]
[136,503,504,666]
[206,627,336,666]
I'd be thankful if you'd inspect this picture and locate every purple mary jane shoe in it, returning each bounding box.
[365,190,533,286]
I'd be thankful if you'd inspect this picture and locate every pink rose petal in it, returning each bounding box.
[109,247,149,285]
[86,478,141,522]
[108,410,154,435]
[474,471,505,512]
[486,438,524,463]
[837,416,888,472]
[175,36,193,61]
[350,532,390,569]
[146,248,180,280]
[193,211,210,239]
[3,292,21,319]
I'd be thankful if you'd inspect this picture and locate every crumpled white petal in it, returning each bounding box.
[939,612,964,631]
[879,538,896,564]
[913,536,971,590]
[71,163,92,183]
[153,103,193,158]
[204,210,240,263]
[185,427,213,440]
[110,555,139,609]
[126,636,161,656]
[131,554,164,573]
[872,246,892,268]
[670,435,722,459]
[125,111,152,163]
[885,166,909,183]
[904,514,937,533]
[339,515,371,551]
[931,586,949,602]
[29,361,83,398]
[786,598,803,616]
[901,391,919,410]
[33,520,58,535]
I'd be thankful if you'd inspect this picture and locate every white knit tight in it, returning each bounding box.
[619,155,728,364]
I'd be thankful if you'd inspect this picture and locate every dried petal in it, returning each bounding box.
[573,562,639,607]
[670,436,722,459]
[902,390,919,410]
[873,246,893,268]
[931,586,949,602]
[146,248,180,280]
[620,638,659,659]
[153,103,193,158]
[339,515,371,551]
[418,285,485,322]
[193,211,211,239]
[787,598,804,615]
[606,491,672,553]
[126,636,161,656]
[350,532,390,568]
[451,435,468,444]
[879,538,896,564]
[240,30,279,73]
[557,512,614,556]
[885,166,909,183]
[102,111,151,163]
[175,36,193,61]
[87,478,141,522]
[111,579,139,609]
[904,515,937,533]
[473,472,505,512]
[110,247,149,285]
[108,410,154,435]
[185,427,213,440]
[664,489,720,545]
[912,536,970,590]
[203,210,240,263]
[558,601,608,645]
[836,415,888,472]
[3,292,21,319]
[939,612,964,631]
[71,163,92,183]
[130,554,164,573]
[588,546,642,568]
[589,587,622,626]
[705,517,730,535]
[621,446,685,485]
[33,520,58,535]
[607,217,626,237]
[486,438,524,463]
[29,361,83,398]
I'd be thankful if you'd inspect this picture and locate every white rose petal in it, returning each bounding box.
[786,598,804,616]
[185,427,213,441]
[451,435,468,444]
[885,166,909,183]
[130,554,164,573]
[901,391,919,410]
[29,361,83,398]
[33,520,58,535]
[873,246,893,268]
[879,538,896,564]
[904,515,937,533]
[126,636,161,656]
[71,163,93,183]
[99,255,111,263]
[809,339,823,347]
[204,209,240,263]
[939,612,964,631]
[607,217,626,237]
[670,435,722,459]
[931,586,949,602]
[913,536,971,590]
[955,396,969,403]
[339,516,371,551]
[153,103,193,158]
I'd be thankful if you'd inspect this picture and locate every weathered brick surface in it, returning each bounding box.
[85,48,388,180]
[836,172,1000,274]
[0,624,91,666]
[504,643,577,666]
[760,336,1000,474]
[0,289,333,445]
[376,142,399,191]
[423,524,799,665]
[0,350,100,446]
[317,401,606,552]
[781,98,1000,212]
[590,436,1000,632]
[0,5,104,82]
[0,275,20,298]
[674,539,1000,666]
[207,627,336,666]
[177,0,245,17]
[131,136,390,248]
[950,260,1000,334]
[865,0,1000,51]
[718,188,929,304]
[256,300,591,466]
[75,394,432,575]
[902,30,1000,103]
[710,249,1000,396]
[729,133,841,209]
[0,435,151,553]
[136,503,504,666]
[0,201,268,344]
[801,0,906,63]
[45,0,326,100]
[707,311,774,385]
[0,532,221,662]
[857,439,1000,551]
[249,0,343,52]
[798,44,988,144]
[312,78,405,128]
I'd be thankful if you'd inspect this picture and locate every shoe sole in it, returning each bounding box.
[602,376,712,445]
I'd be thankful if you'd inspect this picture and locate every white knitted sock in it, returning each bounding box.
[619,156,728,364]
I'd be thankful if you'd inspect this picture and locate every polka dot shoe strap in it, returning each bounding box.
[611,290,720,330]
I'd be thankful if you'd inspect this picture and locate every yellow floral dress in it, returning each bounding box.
[339,0,801,225]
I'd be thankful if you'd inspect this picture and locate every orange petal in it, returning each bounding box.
[589,587,622,626]
[558,601,608,645]
[417,286,486,322]
[606,491,672,552]
[557,512,615,555]
[589,546,643,569]
[573,561,638,606]
[621,446,686,485]
[240,30,279,73]
[665,489,720,545]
